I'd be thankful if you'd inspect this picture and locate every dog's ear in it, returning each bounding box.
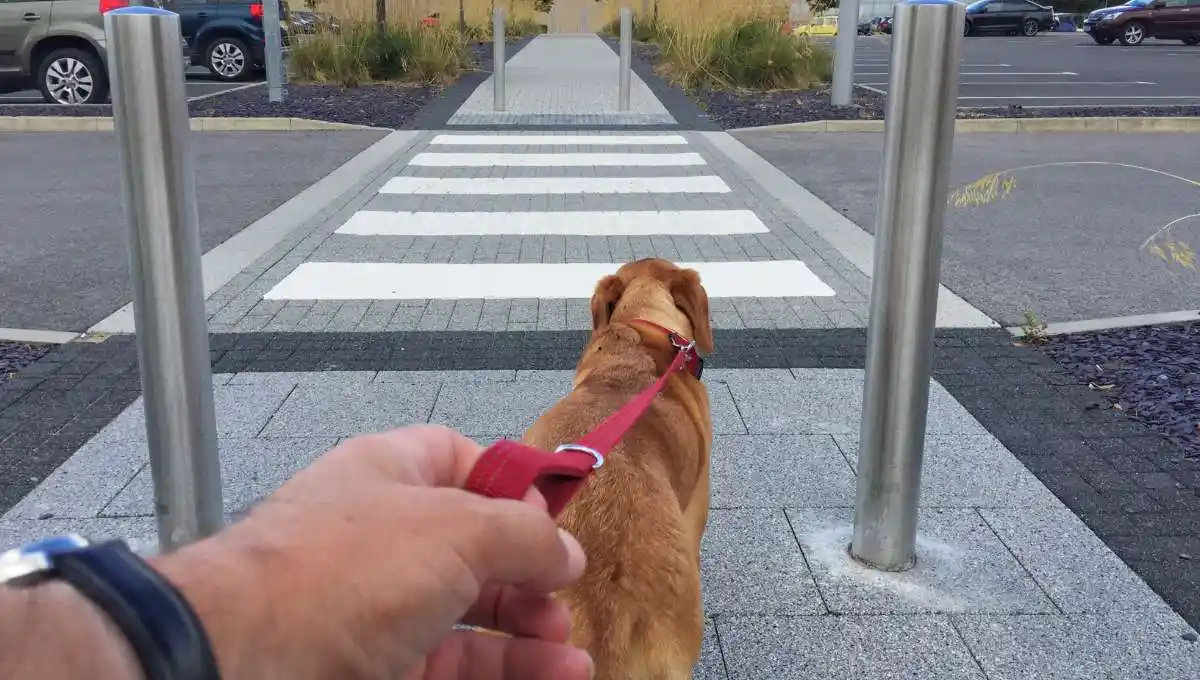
[590,275,626,331]
[670,268,714,354]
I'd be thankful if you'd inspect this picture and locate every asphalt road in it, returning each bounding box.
[0,130,388,333]
[734,130,1200,326]
[0,68,260,105]
[846,32,1200,108]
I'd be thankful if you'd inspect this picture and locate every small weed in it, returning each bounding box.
[1015,311,1049,346]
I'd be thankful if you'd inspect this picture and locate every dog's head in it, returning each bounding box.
[589,258,715,354]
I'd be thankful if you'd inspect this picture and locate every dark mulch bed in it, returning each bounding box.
[1,341,54,384]
[0,43,496,129]
[1039,321,1200,459]
[632,41,1200,129]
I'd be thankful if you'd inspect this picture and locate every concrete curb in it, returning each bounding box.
[0,116,382,132]
[728,116,1200,134]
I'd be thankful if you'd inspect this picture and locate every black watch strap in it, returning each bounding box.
[53,540,221,680]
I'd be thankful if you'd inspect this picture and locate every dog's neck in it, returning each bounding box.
[572,322,682,390]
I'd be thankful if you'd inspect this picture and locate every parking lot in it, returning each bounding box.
[850,32,1200,108]
[0,67,261,106]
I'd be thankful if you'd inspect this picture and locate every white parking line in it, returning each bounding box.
[858,71,1079,76]
[959,94,1200,100]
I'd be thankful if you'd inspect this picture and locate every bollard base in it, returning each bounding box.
[846,542,917,573]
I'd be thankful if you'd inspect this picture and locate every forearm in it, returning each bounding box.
[0,580,145,680]
[0,535,270,680]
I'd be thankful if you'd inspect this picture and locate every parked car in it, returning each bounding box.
[878,16,892,33]
[963,0,1055,36]
[793,15,838,36]
[1083,0,1199,45]
[0,0,191,105]
[857,19,873,34]
[288,9,339,34]
[170,0,291,82]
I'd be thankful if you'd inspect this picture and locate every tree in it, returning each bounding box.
[808,0,839,13]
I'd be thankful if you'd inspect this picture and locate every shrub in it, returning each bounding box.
[656,18,832,91]
[289,21,471,86]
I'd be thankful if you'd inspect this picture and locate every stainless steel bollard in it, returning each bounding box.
[618,7,632,111]
[493,8,505,111]
[105,7,224,553]
[263,0,286,102]
[849,0,964,572]
[831,0,862,105]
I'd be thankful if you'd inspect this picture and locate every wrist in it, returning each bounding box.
[148,536,273,680]
[4,580,147,680]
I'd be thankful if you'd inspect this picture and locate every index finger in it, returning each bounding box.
[355,425,550,512]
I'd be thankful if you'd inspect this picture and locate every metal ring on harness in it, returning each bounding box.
[554,443,606,469]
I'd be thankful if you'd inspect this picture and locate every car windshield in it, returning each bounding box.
[966,0,990,10]
[1124,0,1150,6]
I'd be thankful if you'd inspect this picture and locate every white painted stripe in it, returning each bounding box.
[336,210,769,236]
[1006,309,1200,337]
[264,261,836,300]
[408,152,707,167]
[959,95,1200,101]
[380,176,731,195]
[429,134,690,146]
[0,327,81,344]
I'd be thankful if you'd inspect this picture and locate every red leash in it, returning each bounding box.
[462,320,704,518]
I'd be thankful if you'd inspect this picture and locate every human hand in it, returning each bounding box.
[152,425,591,680]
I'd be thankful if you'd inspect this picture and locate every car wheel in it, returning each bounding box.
[1118,21,1146,45]
[1091,35,1115,45]
[36,47,108,105]
[1183,37,1199,46]
[205,36,252,81]
[1022,18,1039,36]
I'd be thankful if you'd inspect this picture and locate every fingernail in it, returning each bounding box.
[557,528,587,579]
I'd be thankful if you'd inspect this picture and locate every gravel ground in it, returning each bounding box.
[632,41,1200,130]
[1,341,53,384]
[1040,321,1200,459]
[0,43,496,128]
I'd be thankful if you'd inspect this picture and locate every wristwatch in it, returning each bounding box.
[0,534,221,680]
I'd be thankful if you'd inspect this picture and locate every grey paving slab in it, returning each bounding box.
[702,509,825,616]
[4,439,147,520]
[259,382,441,438]
[101,437,339,518]
[717,614,986,680]
[836,433,1057,509]
[91,383,296,444]
[695,619,728,680]
[787,507,1057,614]
[728,371,989,436]
[447,35,674,126]
[978,504,1171,614]
[952,607,1200,680]
[710,434,856,509]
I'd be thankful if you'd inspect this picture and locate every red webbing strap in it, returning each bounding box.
[463,349,689,518]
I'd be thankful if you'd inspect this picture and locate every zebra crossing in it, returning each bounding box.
[258,132,849,319]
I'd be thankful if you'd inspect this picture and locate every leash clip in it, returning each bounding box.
[554,443,606,469]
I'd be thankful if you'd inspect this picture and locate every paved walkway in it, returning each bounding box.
[1,34,1197,680]
[448,34,675,126]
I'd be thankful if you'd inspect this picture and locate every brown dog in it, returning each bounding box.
[522,258,715,680]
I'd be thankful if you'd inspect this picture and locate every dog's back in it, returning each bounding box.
[523,293,713,680]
